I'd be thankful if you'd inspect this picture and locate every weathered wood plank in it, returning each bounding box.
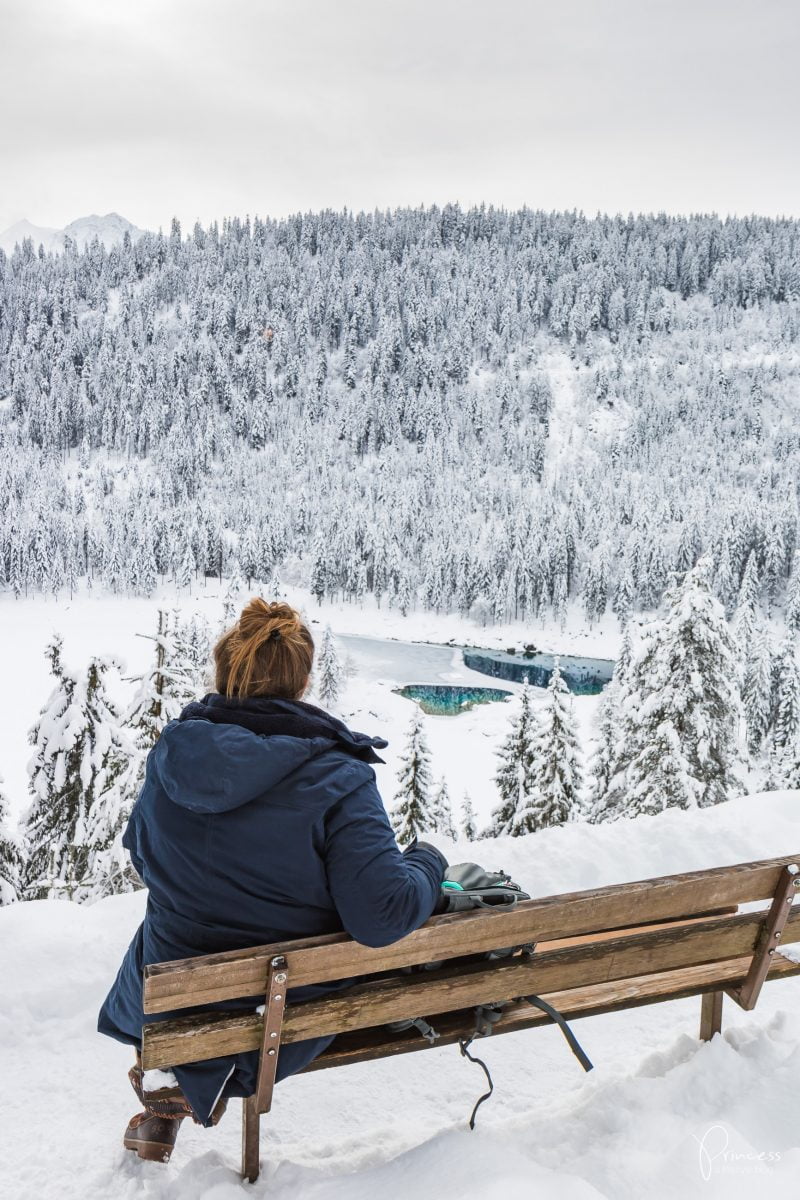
[279,909,800,1042]
[140,907,800,1068]
[301,956,800,1073]
[143,854,800,1013]
[536,906,737,953]
[141,950,800,1071]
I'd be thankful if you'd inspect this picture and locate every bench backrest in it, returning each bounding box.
[140,852,800,1071]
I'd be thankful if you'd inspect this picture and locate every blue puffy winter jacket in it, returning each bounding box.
[98,694,447,1123]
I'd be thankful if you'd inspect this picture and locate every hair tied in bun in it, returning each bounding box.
[213,596,314,698]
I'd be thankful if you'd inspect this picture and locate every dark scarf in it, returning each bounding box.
[179,693,388,764]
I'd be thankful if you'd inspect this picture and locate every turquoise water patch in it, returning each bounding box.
[395,683,512,715]
[463,649,613,695]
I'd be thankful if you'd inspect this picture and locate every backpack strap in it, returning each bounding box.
[518,993,594,1073]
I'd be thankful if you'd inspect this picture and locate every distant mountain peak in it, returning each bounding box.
[0,213,147,254]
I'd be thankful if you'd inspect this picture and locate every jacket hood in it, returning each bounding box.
[150,694,388,815]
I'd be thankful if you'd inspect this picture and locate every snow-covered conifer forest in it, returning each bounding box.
[3,206,800,624]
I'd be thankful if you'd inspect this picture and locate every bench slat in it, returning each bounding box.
[143,853,800,1014]
[140,905,800,1068]
[300,953,800,1073]
[141,949,800,1070]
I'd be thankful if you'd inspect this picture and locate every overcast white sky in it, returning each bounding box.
[2,0,798,233]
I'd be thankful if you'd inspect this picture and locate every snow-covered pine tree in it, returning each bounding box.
[119,609,200,843]
[517,660,582,832]
[461,791,477,841]
[766,635,800,787]
[268,567,285,601]
[596,557,743,819]
[222,563,246,625]
[84,743,141,898]
[772,635,800,752]
[316,625,344,710]
[432,776,456,839]
[586,623,633,820]
[391,708,434,844]
[126,610,195,753]
[174,611,212,695]
[778,743,800,789]
[741,625,774,754]
[23,641,130,901]
[488,677,536,836]
[732,550,760,653]
[786,551,800,632]
[0,777,21,904]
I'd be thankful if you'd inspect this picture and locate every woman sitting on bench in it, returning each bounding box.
[98,598,448,1164]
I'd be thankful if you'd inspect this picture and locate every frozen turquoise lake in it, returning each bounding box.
[338,634,613,697]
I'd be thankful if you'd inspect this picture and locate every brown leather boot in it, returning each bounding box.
[124,1111,186,1163]
[123,1061,227,1163]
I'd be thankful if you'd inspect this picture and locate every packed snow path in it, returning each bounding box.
[2,791,800,1199]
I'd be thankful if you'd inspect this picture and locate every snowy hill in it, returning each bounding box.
[0,211,146,254]
[2,789,799,1199]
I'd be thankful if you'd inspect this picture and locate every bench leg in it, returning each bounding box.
[242,1096,261,1182]
[700,990,723,1041]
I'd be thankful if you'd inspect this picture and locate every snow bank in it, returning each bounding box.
[443,788,799,903]
[2,791,799,1198]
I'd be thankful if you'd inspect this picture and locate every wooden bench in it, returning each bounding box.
[140,853,800,1182]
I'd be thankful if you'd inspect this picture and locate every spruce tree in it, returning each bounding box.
[518,660,582,832]
[391,708,434,844]
[741,625,774,754]
[85,756,141,898]
[777,737,800,790]
[222,564,246,624]
[23,641,130,901]
[120,611,198,843]
[461,791,477,841]
[173,611,212,695]
[732,550,760,653]
[488,678,536,835]
[432,777,456,839]
[126,610,195,753]
[598,558,743,818]
[786,552,800,632]
[0,778,21,905]
[766,635,800,787]
[772,635,800,751]
[316,625,344,710]
[587,624,633,820]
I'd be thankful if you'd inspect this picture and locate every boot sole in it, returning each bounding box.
[124,1138,173,1163]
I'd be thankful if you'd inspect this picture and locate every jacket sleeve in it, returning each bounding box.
[323,769,448,948]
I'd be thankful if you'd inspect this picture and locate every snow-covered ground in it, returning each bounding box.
[2,789,800,1200]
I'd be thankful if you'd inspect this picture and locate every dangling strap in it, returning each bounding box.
[458,1037,494,1129]
[520,993,594,1073]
